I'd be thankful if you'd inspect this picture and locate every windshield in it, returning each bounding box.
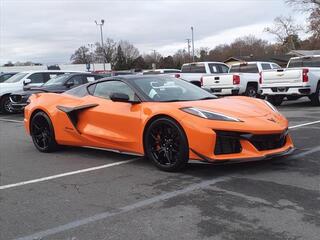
[132,76,216,102]
[4,72,28,83]
[43,74,69,86]
[288,57,320,68]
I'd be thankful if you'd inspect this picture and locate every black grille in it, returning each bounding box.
[249,133,287,151]
[214,131,242,155]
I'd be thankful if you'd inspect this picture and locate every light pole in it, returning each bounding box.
[88,43,95,71]
[95,19,105,70]
[191,26,195,62]
[186,38,191,61]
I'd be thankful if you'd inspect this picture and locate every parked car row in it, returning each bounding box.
[1,55,319,114]
[0,70,103,113]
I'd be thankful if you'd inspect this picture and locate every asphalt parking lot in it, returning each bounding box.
[0,98,319,240]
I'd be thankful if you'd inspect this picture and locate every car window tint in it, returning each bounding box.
[219,64,229,73]
[271,64,281,69]
[28,73,45,83]
[69,75,84,85]
[261,63,272,70]
[181,64,206,73]
[229,64,259,73]
[93,81,135,101]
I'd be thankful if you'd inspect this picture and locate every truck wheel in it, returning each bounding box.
[245,85,257,98]
[309,83,320,106]
[267,96,284,106]
[0,95,15,114]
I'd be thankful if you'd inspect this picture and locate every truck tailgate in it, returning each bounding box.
[202,74,234,87]
[262,69,302,85]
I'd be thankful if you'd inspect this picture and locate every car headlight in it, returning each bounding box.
[264,100,278,113]
[180,107,242,122]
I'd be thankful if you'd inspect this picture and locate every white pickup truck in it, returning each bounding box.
[175,62,229,86]
[261,55,320,106]
[201,61,281,97]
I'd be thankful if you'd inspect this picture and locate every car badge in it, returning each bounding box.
[267,118,277,123]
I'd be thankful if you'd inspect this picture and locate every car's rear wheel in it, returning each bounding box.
[267,96,284,106]
[0,95,15,114]
[144,117,189,172]
[30,111,58,152]
[245,85,257,98]
[309,82,320,106]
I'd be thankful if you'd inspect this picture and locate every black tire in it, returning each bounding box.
[144,117,189,172]
[245,85,258,98]
[267,96,284,106]
[30,111,58,152]
[309,83,320,106]
[0,95,15,114]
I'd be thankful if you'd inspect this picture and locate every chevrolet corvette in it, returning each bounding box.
[24,75,294,171]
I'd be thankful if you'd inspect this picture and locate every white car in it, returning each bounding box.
[175,62,229,86]
[201,61,281,97]
[0,70,82,113]
[261,55,320,106]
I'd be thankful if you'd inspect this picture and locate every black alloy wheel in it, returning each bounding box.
[30,111,58,152]
[0,95,15,114]
[145,117,189,172]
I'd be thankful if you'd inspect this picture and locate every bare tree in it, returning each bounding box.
[70,46,91,64]
[118,40,140,68]
[94,38,117,66]
[264,16,303,50]
[285,0,320,11]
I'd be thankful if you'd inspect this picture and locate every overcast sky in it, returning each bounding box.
[0,0,308,64]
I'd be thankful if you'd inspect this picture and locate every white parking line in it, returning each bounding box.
[289,120,320,129]
[0,158,140,190]
[14,176,231,240]
[0,118,24,123]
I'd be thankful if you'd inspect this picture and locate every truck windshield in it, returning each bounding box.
[229,63,259,73]
[288,57,320,68]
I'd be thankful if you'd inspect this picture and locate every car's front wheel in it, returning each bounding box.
[144,117,189,172]
[0,95,15,114]
[30,111,58,152]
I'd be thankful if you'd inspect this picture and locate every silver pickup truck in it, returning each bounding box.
[261,55,320,106]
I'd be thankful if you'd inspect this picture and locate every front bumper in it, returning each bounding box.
[9,95,29,110]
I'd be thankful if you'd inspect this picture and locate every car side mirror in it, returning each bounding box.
[110,92,130,102]
[23,79,32,85]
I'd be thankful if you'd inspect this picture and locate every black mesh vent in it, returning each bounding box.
[249,134,287,151]
[214,131,242,155]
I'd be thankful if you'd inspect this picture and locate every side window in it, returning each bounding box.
[92,81,136,101]
[271,64,281,69]
[261,63,272,70]
[218,64,229,73]
[28,73,45,83]
[68,75,84,86]
[43,73,65,82]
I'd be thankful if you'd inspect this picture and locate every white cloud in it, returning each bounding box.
[0,0,309,64]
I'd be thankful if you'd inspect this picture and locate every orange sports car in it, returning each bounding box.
[24,75,294,171]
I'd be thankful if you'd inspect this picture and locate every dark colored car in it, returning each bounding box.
[10,73,103,111]
[0,72,18,83]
